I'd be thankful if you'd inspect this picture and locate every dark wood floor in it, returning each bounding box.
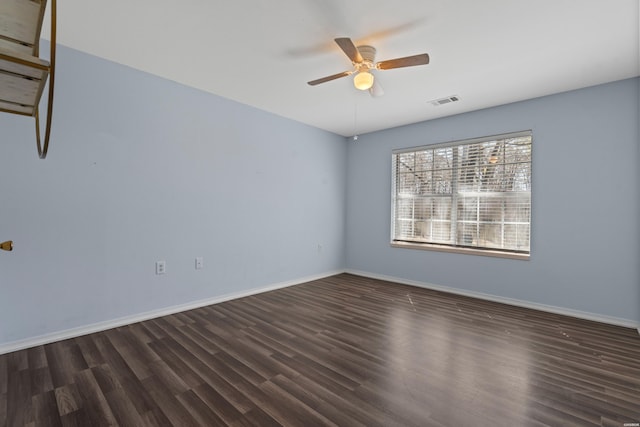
[1,274,639,427]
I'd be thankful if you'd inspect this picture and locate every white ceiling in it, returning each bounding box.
[43,0,639,136]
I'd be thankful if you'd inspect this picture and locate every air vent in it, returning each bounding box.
[429,95,460,106]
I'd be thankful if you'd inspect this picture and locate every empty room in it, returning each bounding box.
[1,0,639,426]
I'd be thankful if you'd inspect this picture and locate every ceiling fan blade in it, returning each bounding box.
[376,53,430,70]
[369,78,384,97]
[307,70,353,86]
[334,37,363,63]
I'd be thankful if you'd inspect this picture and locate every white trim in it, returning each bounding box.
[3,267,636,355]
[346,269,640,330]
[390,241,529,260]
[0,270,345,355]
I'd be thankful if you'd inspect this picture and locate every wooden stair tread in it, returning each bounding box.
[0,0,45,48]
[0,49,49,116]
[0,0,49,117]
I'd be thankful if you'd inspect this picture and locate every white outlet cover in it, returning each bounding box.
[156,261,166,275]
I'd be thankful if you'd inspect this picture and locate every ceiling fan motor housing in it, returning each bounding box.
[357,45,376,66]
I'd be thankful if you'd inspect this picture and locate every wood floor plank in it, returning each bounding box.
[74,335,107,368]
[29,367,53,396]
[90,364,123,396]
[146,339,206,390]
[43,342,88,389]
[1,273,639,427]
[258,379,338,427]
[269,373,370,427]
[239,326,298,358]
[59,409,91,427]
[270,351,359,392]
[174,389,227,426]
[152,338,255,415]
[0,392,6,426]
[178,324,223,355]
[139,408,173,427]
[7,350,28,373]
[6,369,32,426]
[237,406,282,427]
[0,355,7,396]
[53,384,82,417]
[140,376,199,427]
[104,328,157,381]
[72,369,119,426]
[88,334,160,417]
[191,382,246,424]
[26,347,47,371]
[103,386,146,427]
[31,390,63,427]
[146,360,190,396]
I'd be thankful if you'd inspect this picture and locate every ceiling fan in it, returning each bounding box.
[307,37,429,97]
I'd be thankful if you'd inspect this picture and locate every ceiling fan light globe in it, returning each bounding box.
[354,71,374,90]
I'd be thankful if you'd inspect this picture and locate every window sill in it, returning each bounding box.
[390,241,530,260]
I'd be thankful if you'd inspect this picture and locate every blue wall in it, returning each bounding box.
[345,78,640,324]
[1,44,637,348]
[0,46,347,345]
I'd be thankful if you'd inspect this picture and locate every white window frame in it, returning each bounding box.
[391,131,532,260]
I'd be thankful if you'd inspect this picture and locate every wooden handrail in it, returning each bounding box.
[35,0,56,159]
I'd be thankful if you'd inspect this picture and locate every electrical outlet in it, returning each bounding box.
[195,257,203,270]
[156,261,166,275]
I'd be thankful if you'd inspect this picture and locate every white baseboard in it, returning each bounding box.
[0,269,345,355]
[3,268,636,355]
[346,269,640,330]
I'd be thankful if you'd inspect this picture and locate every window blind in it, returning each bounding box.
[392,131,532,254]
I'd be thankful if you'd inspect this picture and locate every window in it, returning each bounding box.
[391,131,531,258]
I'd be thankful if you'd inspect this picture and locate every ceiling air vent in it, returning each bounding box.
[429,95,460,106]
